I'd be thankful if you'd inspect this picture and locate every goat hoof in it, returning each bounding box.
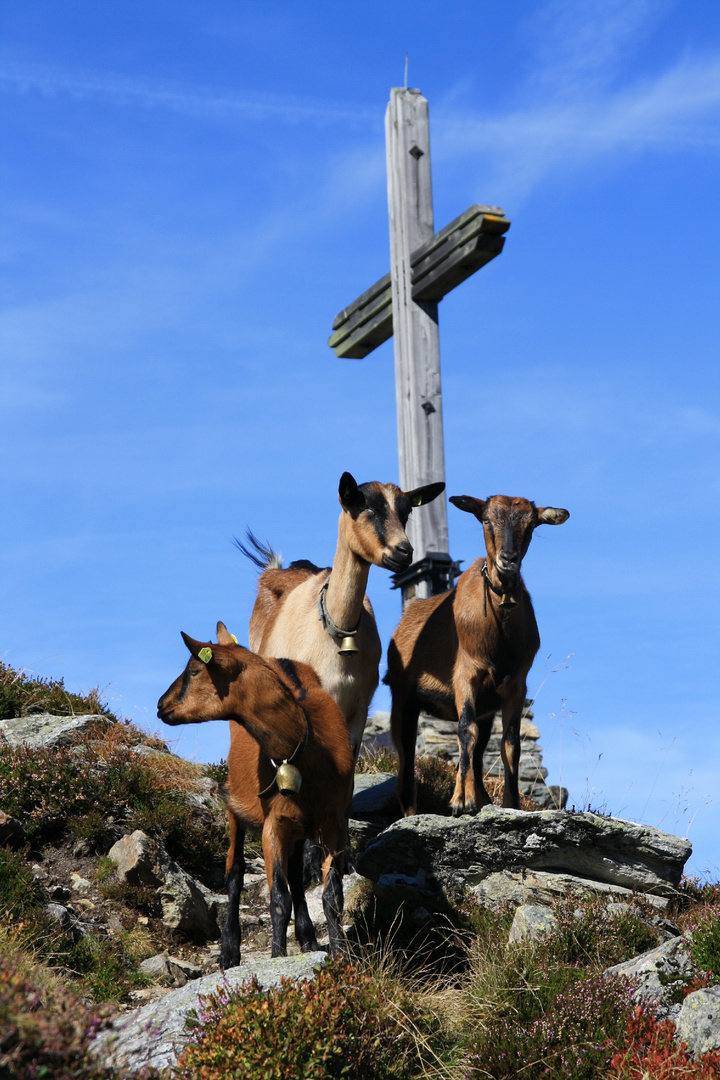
[300,938,321,953]
[450,803,464,818]
[220,948,241,970]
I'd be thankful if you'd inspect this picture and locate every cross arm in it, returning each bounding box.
[328,204,510,360]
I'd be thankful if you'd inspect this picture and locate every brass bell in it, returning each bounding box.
[500,593,518,609]
[338,635,359,655]
[276,761,302,795]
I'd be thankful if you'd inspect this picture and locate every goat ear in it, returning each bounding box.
[181,632,208,657]
[338,472,364,511]
[449,495,486,520]
[405,481,445,507]
[216,622,237,646]
[536,506,570,526]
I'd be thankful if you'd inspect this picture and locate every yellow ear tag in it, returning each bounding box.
[231,634,238,645]
[198,647,213,664]
[412,495,423,506]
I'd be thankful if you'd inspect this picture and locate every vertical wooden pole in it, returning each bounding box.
[386,87,449,599]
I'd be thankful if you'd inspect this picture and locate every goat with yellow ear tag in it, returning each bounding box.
[157,623,354,966]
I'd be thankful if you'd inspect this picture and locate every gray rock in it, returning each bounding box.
[675,986,720,1056]
[350,773,397,818]
[70,872,92,891]
[139,954,188,987]
[471,868,670,911]
[89,952,328,1075]
[45,903,75,934]
[356,808,691,900]
[605,935,695,1019]
[170,956,205,980]
[547,785,569,811]
[508,902,557,944]
[348,818,384,850]
[0,712,112,749]
[302,872,364,938]
[107,830,217,938]
[195,881,229,935]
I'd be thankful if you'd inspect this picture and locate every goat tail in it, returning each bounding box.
[234,528,282,570]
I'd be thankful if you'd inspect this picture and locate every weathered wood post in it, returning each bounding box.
[386,88,449,601]
[328,87,510,605]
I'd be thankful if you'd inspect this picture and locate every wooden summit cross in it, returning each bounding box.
[328,87,510,603]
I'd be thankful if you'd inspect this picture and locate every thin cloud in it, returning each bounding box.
[0,60,377,128]
[434,51,720,201]
[524,0,670,99]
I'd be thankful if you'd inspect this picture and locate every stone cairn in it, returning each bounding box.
[362,704,568,810]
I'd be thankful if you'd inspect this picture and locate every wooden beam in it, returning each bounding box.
[328,204,510,359]
[386,87,448,590]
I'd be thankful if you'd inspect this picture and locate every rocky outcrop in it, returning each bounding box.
[605,936,696,1021]
[470,867,672,910]
[107,830,219,938]
[0,711,113,749]
[89,952,328,1076]
[356,807,692,905]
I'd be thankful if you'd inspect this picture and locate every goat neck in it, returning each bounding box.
[480,555,522,617]
[323,518,372,634]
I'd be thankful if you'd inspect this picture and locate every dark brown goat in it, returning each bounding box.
[157,622,354,965]
[386,495,569,817]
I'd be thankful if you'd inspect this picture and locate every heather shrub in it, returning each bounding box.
[203,758,229,785]
[0,660,118,723]
[174,960,421,1080]
[609,1005,720,1079]
[356,745,398,774]
[465,970,637,1079]
[415,754,456,814]
[0,946,116,1079]
[538,893,660,971]
[0,847,47,923]
[690,912,720,985]
[0,740,228,877]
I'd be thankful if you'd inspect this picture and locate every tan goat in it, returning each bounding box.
[386,494,569,817]
[157,622,354,965]
[239,471,445,759]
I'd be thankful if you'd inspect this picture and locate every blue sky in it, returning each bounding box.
[2,1,719,878]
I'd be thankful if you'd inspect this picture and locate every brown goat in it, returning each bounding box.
[157,622,354,966]
[239,471,445,760]
[386,495,569,817]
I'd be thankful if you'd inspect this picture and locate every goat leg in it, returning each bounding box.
[288,843,321,952]
[321,828,346,958]
[263,825,293,957]
[500,688,525,810]
[220,811,245,969]
[470,709,495,810]
[452,699,480,815]
[392,699,420,816]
